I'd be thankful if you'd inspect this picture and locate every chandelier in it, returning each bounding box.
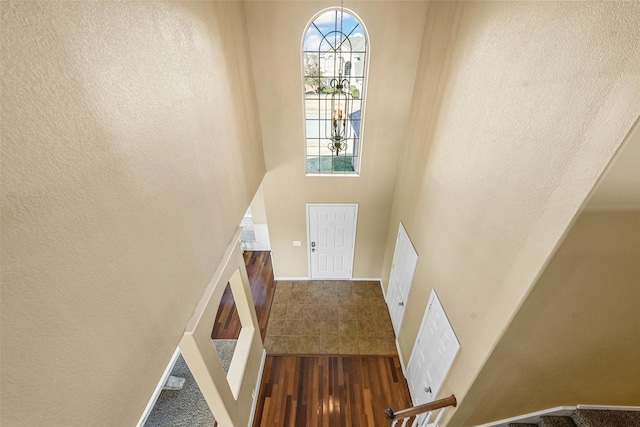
[326,76,352,156]
[324,1,353,157]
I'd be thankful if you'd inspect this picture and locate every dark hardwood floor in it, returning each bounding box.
[209,251,414,426]
[211,251,275,341]
[252,355,412,427]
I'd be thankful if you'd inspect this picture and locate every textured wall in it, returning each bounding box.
[244,1,429,279]
[1,2,264,425]
[452,211,640,425]
[377,2,640,426]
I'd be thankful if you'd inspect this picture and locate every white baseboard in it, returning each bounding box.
[248,349,267,427]
[577,405,640,411]
[379,280,387,299]
[477,403,640,427]
[274,276,310,281]
[476,406,576,427]
[137,347,181,427]
[396,339,407,378]
[351,278,382,282]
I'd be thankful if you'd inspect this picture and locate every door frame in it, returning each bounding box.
[406,289,460,406]
[306,203,358,279]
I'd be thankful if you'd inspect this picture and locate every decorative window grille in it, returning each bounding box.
[303,8,368,174]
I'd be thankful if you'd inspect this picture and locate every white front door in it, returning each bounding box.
[307,204,357,279]
[407,290,460,408]
[386,223,418,335]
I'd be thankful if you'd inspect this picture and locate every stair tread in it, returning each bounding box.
[540,415,577,427]
[572,409,640,427]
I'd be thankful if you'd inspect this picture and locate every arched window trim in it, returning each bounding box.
[301,7,370,176]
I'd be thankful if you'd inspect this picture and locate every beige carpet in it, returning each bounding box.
[144,339,237,427]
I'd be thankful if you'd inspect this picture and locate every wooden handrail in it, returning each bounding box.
[385,394,457,420]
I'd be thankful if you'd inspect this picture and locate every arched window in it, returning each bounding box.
[303,8,368,174]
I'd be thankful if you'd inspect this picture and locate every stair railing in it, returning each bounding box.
[385,394,457,427]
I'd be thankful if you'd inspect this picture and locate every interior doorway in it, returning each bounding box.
[240,184,271,252]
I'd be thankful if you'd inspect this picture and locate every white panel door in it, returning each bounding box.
[407,290,460,408]
[307,204,357,279]
[386,223,418,335]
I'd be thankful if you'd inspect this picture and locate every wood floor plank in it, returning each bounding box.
[253,355,412,427]
[211,251,275,340]
[208,252,414,426]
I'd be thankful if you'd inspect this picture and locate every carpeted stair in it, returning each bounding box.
[509,409,640,427]
[144,339,237,427]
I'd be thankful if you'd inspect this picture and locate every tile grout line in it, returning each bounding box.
[264,280,397,355]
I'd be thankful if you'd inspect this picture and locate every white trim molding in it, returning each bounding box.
[577,404,640,411]
[477,404,640,427]
[476,407,577,427]
[396,339,407,378]
[248,349,267,427]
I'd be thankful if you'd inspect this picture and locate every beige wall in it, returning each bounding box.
[180,235,264,427]
[450,210,640,425]
[249,184,269,225]
[587,119,640,210]
[378,2,640,425]
[244,1,429,278]
[1,2,265,426]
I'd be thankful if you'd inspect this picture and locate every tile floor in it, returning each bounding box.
[264,280,397,355]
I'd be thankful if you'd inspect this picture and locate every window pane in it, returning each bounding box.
[303,9,367,174]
